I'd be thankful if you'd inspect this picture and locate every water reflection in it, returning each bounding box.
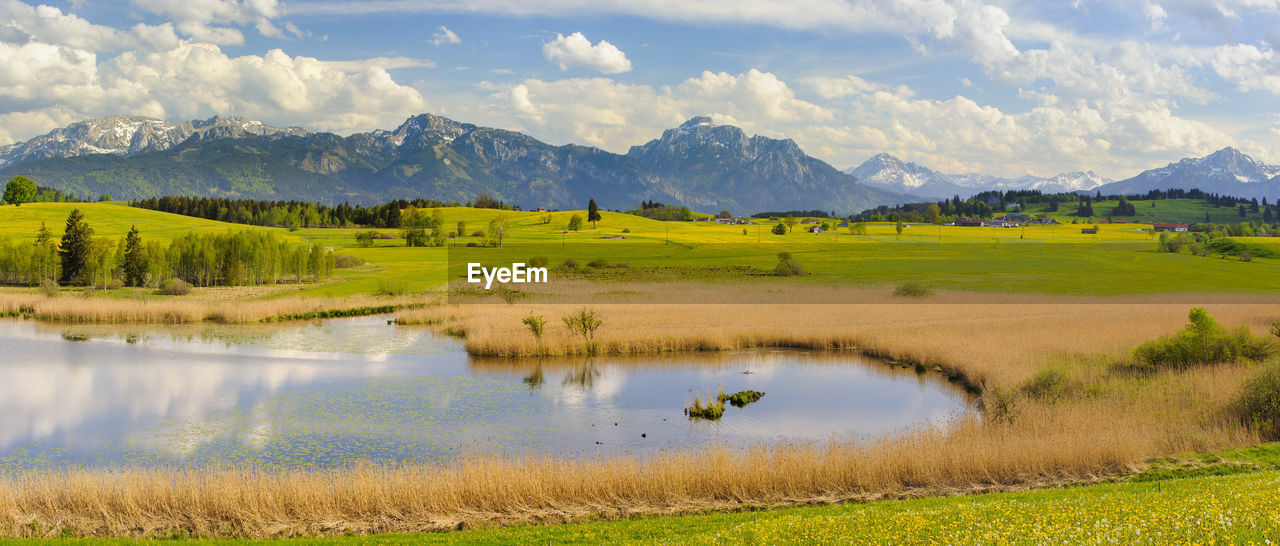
[0,319,974,470]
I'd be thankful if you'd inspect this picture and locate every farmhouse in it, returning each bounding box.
[956,218,985,227]
[1002,214,1031,222]
[809,225,824,233]
[1153,223,1189,232]
[800,219,820,225]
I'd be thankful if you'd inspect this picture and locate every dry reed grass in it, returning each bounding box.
[0,289,431,324]
[1,281,1276,538]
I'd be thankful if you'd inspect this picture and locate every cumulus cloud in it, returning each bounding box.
[485,69,827,151]
[130,0,294,44]
[430,25,460,45]
[542,32,632,73]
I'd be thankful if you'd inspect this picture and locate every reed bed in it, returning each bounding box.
[403,283,1280,387]
[0,291,431,324]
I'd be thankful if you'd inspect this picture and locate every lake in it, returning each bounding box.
[0,316,973,469]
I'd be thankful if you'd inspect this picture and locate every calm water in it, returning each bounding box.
[0,317,972,469]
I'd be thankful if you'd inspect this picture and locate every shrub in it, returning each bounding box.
[377,278,407,296]
[621,228,631,233]
[521,312,546,339]
[772,251,804,276]
[558,258,578,272]
[562,307,603,343]
[39,278,59,298]
[587,259,608,268]
[106,279,124,290]
[772,223,787,235]
[471,230,486,238]
[1132,308,1276,369]
[157,278,192,296]
[1020,369,1071,402]
[893,282,934,298]
[528,256,549,268]
[1234,361,1280,441]
[334,254,365,268]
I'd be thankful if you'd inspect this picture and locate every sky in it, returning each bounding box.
[3,0,1280,180]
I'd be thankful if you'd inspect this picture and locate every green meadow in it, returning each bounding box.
[2,200,1278,298]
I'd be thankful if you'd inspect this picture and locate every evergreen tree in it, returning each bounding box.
[587,199,602,227]
[59,209,93,285]
[123,225,146,287]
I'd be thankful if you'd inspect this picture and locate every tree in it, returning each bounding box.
[3,176,36,206]
[59,209,94,284]
[772,223,787,235]
[784,215,798,233]
[848,222,867,235]
[456,220,466,237]
[122,225,146,287]
[587,199,602,227]
[895,220,904,237]
[1239,205,1248,218]
[567,215,584,231]
[33,222,58,282]
[924,204,941,224]
[488,217,508,247]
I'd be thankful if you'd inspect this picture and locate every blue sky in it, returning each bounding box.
[3,0,1280,180]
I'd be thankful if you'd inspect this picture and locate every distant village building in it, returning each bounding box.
[1153,223,1190,232]
[809,225,824,233]
[1002,214,1031,222]
[536,206,547,212]
[956,218,985,227]
[800,219,820,225]
[1081,227,1098,234]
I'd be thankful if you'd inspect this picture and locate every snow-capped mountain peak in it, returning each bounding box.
[847,153,1111,199]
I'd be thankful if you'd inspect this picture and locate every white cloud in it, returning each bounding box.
[484,69,827,151]
[1211,43,1280,93]
[430,25,460,45]
[130,0,291,44]
[541,32,632,73]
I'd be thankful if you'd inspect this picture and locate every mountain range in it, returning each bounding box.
[2,113,1278,212]
[0,115,909,214]
[846,153,1112,199]
[847,147,1280,203]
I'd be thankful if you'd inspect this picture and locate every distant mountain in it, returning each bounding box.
[1095,147,1280,200]
[626,117,909,213]
[0,114,910,213]
[845,153,1110,199]
[0,115,310,168]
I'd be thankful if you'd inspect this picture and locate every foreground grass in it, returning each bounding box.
[16,463,1280,544]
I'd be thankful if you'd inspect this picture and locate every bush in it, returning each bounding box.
[39,278,59,298]
[1132,308,1275,369]
[587,259,608,268]
[106,279,124,290]
[893,282,934,298]
[1234,361,1280,441]
[558,258,578,272]
[334,254,365,268]
[157,278,192,296]
[772,223,787,235]
[621,228,631,233]
[772,251,805,276]
[1020,369,1071,402]
[471,230,486,238]
[528,256,549,268]
[377,278,407,296]
[686,395,725,420]
[521,312,546,339]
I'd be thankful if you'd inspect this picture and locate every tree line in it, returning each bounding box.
[0,209,333,289]
[131,196,465,229]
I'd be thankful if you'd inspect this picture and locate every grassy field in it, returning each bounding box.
[2,201,1277,300]
[1023,196,1270,225]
